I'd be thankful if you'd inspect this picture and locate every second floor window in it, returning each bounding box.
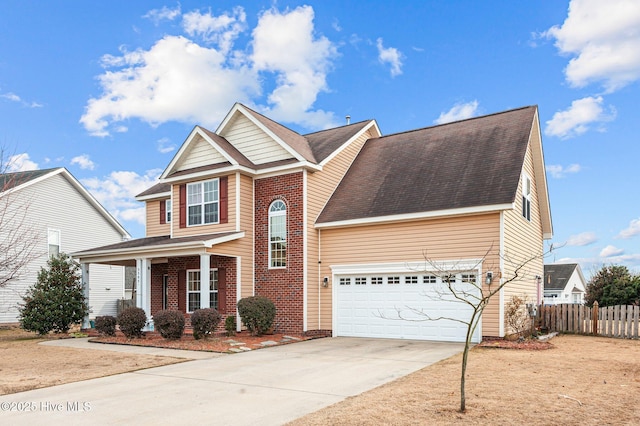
[522,174,531,221]
[165,200,172,223]
[187,179,219,226]
[48,229,61,257]
[269,200,287,268]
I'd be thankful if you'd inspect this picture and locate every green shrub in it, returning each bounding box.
[225,315,236,336]
[19,253,88,335]
[117,307,147,339]
[237,296,276,336]
[95,315,117,336]
[190,308,222,340]
[153,310,185,339]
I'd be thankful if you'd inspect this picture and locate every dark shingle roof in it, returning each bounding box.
[304,120,373,163]
[77,232,241,253]
[316,106,537,224]
[544,264,578,291]
[136,182,171,198]
[0,168,60,192]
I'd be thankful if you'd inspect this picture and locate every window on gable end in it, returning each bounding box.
[269,200,287,268]
[48,229,61,257]
[522,174,531,221]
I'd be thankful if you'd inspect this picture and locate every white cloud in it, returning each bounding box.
[565,232,597,247]
[157,137,176,154]
[251,6,339,129]
[70,154,95,170]
[543,0,640,92]
[434,100,479,125]
[143,5,181,25]
[81,169,162,226]
[6,153,38,172]
[544,96,615,139]
[546,163,581,178]
[376,38,403,77]
[81,5,339,136]
[80,35,260,136]
[1,92,42,108]
[182,7,246,54]
[600,245,624,258]
[618,218,640,239]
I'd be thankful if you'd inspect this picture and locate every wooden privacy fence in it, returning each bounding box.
[538,302,640,339]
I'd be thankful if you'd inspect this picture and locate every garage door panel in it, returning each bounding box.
[336,272,480,343]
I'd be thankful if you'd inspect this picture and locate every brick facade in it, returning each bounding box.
[255,172,305,334]
[150,255,236,331]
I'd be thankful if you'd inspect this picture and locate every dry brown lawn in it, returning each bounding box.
[0,327,184,395]
[290,335,640,425]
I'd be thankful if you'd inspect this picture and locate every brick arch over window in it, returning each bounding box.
[268,199,287,268]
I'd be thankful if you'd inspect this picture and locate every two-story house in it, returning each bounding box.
[0,168,130,323]
[75,103,552,342]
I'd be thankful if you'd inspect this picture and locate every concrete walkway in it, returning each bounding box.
[0,337,464,425]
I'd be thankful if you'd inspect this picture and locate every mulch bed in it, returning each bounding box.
[90,331,313,353]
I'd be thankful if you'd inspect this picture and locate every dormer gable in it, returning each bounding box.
[217,103,316,165]
[160,126,248,180]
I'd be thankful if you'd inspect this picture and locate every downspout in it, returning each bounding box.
[318,228,322,330]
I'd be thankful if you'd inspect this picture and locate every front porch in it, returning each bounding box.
[73,232,245,332]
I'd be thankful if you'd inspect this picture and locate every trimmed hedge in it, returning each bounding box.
[117,307,147,338]
[191,308,221,340]
[95,315,117,336]
[153,310,185,339]
[237,296,276,336]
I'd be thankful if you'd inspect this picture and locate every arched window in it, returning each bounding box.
[269,200,287,268]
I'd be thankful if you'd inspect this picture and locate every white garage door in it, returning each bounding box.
[335,271,481,343]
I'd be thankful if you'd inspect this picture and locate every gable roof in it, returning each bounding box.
[304,120,377,163]
[544,263,582,291]
[0,167,130,239]
[316,106,539,226]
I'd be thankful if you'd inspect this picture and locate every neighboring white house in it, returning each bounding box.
[543,263,586,305]
[0,168,130,323]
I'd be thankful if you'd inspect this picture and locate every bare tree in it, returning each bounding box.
[0,149,42,290]
[387,246,552,413]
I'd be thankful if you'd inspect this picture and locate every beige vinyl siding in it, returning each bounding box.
[145,199,170,237]
[306,130,373,330]
[319,213,502,336]
[221,114,293,165]
[176,135,226,171]
[502,129,545,334]
[207,174,254,301]
[172,175,238,238]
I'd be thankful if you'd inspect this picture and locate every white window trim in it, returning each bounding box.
[186,269,219,313]
[187,178,220,227]
[48,228,61,257]
[522,173,531,222]
[165,199,172,223]
[268,200,287,269]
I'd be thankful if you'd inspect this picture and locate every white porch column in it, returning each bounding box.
[136,258,152,329]
[81,263,90,329]
[200,254,211,309]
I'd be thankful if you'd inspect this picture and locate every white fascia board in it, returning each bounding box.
[59,168,131,239]
[316,203,514,229]
[135,191,171,202]
[255,162,322,177]
[233,104,308,163]
[330,259,484,275]
[198,127,240,165]
[160,165,253,184]
[159,126,200,179]
[319,120,381,167]
[75,232,244,262]
[0,167,61,198]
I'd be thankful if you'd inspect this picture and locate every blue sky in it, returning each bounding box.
[1,1,639,276]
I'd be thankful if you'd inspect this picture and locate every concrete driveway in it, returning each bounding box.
[0,337,464,425]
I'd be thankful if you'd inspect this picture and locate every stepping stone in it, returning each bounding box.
[229,348,243,353]
[239,346,252,351]
[282,335,301,341]
[260,340,278,346]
